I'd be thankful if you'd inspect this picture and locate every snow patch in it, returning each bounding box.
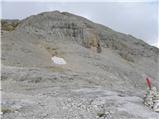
[51,56,66,65]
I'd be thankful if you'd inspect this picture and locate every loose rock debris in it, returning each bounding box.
[143,86,159,112]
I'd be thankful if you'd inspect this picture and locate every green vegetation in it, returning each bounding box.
[1,20,19,31]
[1,108,13,114]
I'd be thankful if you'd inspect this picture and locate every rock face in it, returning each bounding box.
[16,11,158,59]
[1,11,159,119]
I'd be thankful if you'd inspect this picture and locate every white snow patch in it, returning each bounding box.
[51,56,66,65]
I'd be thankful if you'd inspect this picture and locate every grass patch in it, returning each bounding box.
[1,108,13,114]
[1,20,19,31]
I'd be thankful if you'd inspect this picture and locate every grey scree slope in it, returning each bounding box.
[1,11,159,119]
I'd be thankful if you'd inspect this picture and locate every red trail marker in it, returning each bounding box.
[146,77,151,90]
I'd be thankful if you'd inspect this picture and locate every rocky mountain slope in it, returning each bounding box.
[1,11,159,119]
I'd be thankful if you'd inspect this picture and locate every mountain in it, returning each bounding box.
[1,11,159,119]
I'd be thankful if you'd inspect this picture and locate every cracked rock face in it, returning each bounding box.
[17,11,102,49]
[1,11,159,119]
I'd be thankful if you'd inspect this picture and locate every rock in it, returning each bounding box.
[143,87,159,112]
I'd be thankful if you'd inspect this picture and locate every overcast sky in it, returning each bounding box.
[1,0,159,47]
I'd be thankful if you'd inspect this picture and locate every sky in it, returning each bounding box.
[0,0,159,47]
